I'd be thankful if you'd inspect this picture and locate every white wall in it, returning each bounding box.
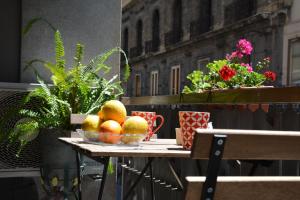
[21,0,121,83]
[282,0,300,85]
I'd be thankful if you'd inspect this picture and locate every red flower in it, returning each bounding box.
[219,65,236,81]
[264,71,276,81]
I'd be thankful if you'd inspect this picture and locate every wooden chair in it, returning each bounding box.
[185,129,300,200]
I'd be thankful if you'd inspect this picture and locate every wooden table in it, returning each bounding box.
[59,138,191,200]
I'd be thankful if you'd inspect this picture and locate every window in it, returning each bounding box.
[152,9,160,52]
[288,38,300,85]
[197,58,210,73]
[135,74,142,96]
[150,71,159,96]
[170,65,180,95]
[122,28,129,56]
[136,19,143,49]
[199,0,212,33]
[172,0,182,42]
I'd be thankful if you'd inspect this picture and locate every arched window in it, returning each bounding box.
[199,0,212,33]
[172,0,182,42]
[136,19,143,51]
[122,27,129,56]
[152,9,160,51]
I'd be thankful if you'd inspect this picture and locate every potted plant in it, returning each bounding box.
[1,29,130,198]
[183,39,276,94]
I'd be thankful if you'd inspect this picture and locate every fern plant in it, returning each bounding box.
[3,30,130,152]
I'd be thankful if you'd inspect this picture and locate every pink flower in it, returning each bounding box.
[241,63,253,72]
[263,57,271,63]
[236,39,253,55]
[226,51,243,60]
[246,66,253,72]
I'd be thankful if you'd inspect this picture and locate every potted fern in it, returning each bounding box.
[4,30,130,198]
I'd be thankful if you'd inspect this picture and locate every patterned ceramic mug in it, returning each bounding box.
[131,111,164,141]
[179,111,210,150]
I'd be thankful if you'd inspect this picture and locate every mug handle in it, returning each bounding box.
[151,115,164,135]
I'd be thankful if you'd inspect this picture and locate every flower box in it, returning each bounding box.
[183,39,276,94]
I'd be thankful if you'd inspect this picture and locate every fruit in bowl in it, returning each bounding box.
[98,120,122,144]
[121,116,148,144]
[80,100,149,145]
[81,115,102,132]
[81,115,102,141]
[98,100,127,124]
[80,100,127,144]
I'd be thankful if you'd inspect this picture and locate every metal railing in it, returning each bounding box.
[145,39,160,54]
[129,46,143,58]
[164,30,182,47]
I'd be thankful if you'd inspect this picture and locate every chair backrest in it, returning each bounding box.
[70,114,87,137]
[186,129,300,200]
[70,114,87,125]
[191,129,300,160]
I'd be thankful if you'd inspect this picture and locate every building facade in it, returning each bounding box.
[121,0,299,97]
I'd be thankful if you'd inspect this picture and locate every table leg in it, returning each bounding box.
[76,152,82,200]
[167,159,183,191]
[123,157,154,200]
[97,157,110,200]
[149,158,155,200]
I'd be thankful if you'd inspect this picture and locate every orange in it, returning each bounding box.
[121,116,148,144]
[98,120,122,144]
[99,100,127,124]
[81,115,102,132]
[122,116,148,134]
[98,110,104,120]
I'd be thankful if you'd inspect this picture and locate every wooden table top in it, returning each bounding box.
[59,138,191,158]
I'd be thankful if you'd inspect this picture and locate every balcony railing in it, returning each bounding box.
[122,87,300,105]
[164,29,182,47]
[145,39,160,54]
[129,46,143,58]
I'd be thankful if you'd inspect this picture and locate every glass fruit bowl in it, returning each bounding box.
[76,129,121,144]
[121,133,146,145]
[76,129,146,145]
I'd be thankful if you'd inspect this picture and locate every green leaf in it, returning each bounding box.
[182,86,192,94]
[123,64,131,82]
[23,59,46,72]
[74,43,84,67]
[108,159,114,174]
[55,30,65,68]
[22,17,56,36]
[22,17,42,36]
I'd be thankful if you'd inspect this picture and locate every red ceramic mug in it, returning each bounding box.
[179,111,210,150]
[131,111,164,141]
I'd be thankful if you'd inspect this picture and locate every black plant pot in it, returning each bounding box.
[39,128,77,199]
